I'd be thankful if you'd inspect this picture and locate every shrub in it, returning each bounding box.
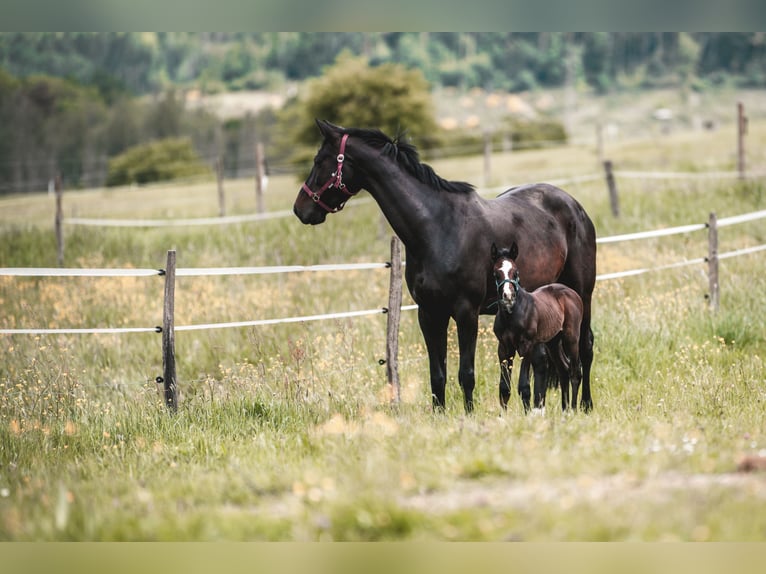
[505,116,568,149]
[106,137,210,186]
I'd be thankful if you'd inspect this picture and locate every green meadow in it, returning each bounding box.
[1,120,765,540]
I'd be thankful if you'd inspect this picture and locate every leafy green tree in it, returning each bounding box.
[105,137,210,186]
[280,54,439,168]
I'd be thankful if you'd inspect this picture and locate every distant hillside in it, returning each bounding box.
[2,33,766,98]
[2,32,765,195]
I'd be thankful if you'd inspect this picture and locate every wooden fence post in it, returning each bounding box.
[255,142,265,214]
[603,160,620,217]
[385,236,403,405]
[216,157,225,217]
[707,212,719,312]
[161,250,178,412]
[737,102,747,180]
[54,174,64,267]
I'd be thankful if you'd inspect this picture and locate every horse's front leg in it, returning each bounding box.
[418,306,450,411]
[455,302,480,413]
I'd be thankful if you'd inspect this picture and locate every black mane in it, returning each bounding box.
[343,127,475,194]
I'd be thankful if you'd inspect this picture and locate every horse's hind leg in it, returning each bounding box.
[570,358,582,411]
[579,325,594,411]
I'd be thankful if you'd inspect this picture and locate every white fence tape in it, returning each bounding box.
[595,257,706,282]
[175,262,389,277]
[597,209,766,245]
[0,326,160,335]
[175,307,387,332]
[718,209,766,227]
[65,211,296,227]
[63,198,375,228]
[2,206,765,335]
[0,262,389,278]
[718,243,766,260]
[614,170,741,180]
[0,267,162,277]
[597,223,707,244]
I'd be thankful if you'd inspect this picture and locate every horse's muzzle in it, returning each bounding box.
[293,203,327,225]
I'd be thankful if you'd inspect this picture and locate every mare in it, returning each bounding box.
[293,120,596,412]
[492,242,584,410]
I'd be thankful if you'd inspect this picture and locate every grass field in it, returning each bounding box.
[1,116,766,541]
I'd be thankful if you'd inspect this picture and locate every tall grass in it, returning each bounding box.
[1,122,766,540]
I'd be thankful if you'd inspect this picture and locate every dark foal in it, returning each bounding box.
[492,243,584,411]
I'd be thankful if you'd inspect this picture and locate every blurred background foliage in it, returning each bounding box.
[1,32,765,192]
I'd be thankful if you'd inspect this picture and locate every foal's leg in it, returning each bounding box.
[418,306,450,411]
[551,340,571,411]
[530,343,550,409]
[518,356,532,412]
[495,335,515,409]
[564,333,582,411]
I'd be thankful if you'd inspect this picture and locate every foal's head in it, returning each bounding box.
[491,242,521,313]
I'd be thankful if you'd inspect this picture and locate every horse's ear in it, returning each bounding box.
[316,119,342,141]
[490,242,499,262]
[509,241,518,260]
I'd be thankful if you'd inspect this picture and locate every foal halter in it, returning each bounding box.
[301,134,359,213]
[495,269,521,308]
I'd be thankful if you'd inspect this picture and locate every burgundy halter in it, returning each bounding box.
[301,133,359,213]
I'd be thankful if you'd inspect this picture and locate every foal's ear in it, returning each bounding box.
[509,241,518,260]
[490,242,499,262]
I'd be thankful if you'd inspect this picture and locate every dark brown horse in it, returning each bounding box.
[293,120,596,412]
[492,242,583,410]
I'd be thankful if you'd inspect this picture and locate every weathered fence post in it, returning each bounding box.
[161,250,178,411]
[707,212,719,312]
[216,157,226,217]
[255,142,265,214]
[603,160,620,217]
[385,236,403,405]
[737,102,747,180]
[54,174,64,267]
[483,131,492,186]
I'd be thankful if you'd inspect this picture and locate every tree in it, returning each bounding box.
[278,53,439,169]
[105,137,209,186]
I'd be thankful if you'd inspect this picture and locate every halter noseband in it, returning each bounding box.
[301,134,359,213]
[496,276,520,295]
[495,267,521,309]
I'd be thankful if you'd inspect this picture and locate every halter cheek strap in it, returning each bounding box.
[301,134,359,213]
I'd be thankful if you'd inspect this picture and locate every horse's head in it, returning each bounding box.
[491,242,520,313]
[293,119,364,225]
